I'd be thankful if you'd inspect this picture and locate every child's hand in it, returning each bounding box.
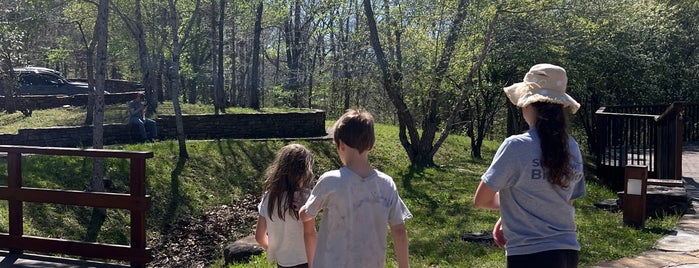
[493,219,506,248]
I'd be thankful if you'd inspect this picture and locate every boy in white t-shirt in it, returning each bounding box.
[300,109,412,268]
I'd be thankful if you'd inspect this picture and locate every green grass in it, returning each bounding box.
[0,104,681,267]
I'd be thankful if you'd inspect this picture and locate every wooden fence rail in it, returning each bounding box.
[595,102,692,189]
[0,145,153,267]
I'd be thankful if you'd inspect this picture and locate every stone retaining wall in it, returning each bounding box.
[157,111,326,140]
[0,92,140,111]
[0,110,327,147]
[68,79,143,93]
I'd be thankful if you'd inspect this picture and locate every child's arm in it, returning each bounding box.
[473,181,500,210]
[300,209,316,268]
[390,223,409,268]
[254,216,268,250]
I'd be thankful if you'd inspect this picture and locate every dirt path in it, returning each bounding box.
[148,194,259,267]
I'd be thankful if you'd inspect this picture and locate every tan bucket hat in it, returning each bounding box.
[504,63,580,114]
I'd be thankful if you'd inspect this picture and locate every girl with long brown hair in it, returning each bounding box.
[255,144,317,268]
[474,64,586,268]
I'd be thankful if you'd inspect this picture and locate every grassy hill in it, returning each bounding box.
[0,104,680,267]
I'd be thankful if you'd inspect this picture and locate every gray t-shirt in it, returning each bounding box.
[303,167,412,268]
[482,129,586,256]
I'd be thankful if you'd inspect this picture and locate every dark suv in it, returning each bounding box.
[2,67,93,95]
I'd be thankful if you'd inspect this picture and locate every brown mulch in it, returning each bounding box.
[148,194,260,267]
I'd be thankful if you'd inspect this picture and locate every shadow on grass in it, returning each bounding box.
[641,227,676,235]
[232,141,276,175]
[228,141,277,192]
[161,157,187,232]
[401,165,439,213]
[84,208,107,243]
[304,140,342,173]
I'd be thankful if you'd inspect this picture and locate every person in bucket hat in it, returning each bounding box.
[474,64,586,268]
[504,63,581,114]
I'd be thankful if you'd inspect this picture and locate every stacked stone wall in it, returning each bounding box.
[0,92,139,111]
[0,110,326,147]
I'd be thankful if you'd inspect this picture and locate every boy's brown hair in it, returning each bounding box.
[332,109,375,154]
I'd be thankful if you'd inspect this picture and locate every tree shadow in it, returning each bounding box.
[229,141,277,192]
[641,227,676,235]
[161,157,187,232]
[83,208,107,243]
[401,165,439,213]
[304,140,342,173]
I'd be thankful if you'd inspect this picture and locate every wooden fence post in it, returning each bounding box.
[623,165,648,228]
[7,152,22,254]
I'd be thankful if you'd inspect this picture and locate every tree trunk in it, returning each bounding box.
[171,11,188,158]
[157,55,166,102]
[307,34,320,108]
[113,0,157,113]
[442,6,501,160]
[211,0,225,114]
[210,0,220,113]
[238,41,249,106]
[229,4,238,107]
[135,0,157,114]
[217,0,226,110]
[342,31,350,110]
[362,0,421,164]
[362,0,470,166]
[1,46,18,114]
[86,0,110,243]
[92,0,109,191]
[506,102,525,136]
[284,0,304,108]
[84,45,95,126]
[168,0,200,159]
[249,1,262,109]
[74,21,96,125]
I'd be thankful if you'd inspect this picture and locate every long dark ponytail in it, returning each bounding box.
[532,102,573,189]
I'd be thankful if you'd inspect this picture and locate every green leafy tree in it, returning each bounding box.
[0,25,24,114]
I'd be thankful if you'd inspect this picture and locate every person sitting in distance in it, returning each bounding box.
[128,92,157,142]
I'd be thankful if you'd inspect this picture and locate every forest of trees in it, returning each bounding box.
[1,0,698,166]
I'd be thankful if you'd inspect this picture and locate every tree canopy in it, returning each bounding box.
[1,0,697,165]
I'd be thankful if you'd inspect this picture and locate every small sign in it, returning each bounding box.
[626,178,642,195]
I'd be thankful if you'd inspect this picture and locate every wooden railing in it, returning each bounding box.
[595,102,688,188]
[0,145,153,267]
[686,103,699,143]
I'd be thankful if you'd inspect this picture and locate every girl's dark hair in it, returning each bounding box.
[263,144,314,221]
[532,102,573,189]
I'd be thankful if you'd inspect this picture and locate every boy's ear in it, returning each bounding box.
[336,140,346,151]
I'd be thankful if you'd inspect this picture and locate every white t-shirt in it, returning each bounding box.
[302,167,412,268]
[258,190,309,266]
